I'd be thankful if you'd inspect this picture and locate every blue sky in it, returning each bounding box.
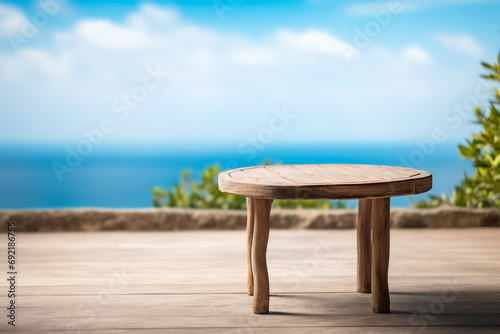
[0,0,499,147]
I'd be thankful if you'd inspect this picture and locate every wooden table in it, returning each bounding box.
[218,164,432,314]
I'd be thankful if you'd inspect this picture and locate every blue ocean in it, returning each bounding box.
[0,142,473,209]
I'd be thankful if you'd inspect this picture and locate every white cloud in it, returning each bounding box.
[276,29,351,57]
[133,2,178,23]
[19,49,72,76]
[228,47,276,66]
[74,19,159,50]
[0,3,478,144]
[436,33,483,58]
[401,45,431,64]
[0,4,29,34]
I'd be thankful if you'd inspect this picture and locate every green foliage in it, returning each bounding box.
[410,194,449,208]
[152,162,348,209]
[152,164,246,210]
[414,51,500,208]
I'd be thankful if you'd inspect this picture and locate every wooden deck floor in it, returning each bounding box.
[1,229,499,333]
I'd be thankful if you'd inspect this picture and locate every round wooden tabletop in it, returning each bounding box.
[218,164,432,200]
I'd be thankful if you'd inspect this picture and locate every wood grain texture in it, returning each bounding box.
[219,164,432,315]
[371,197,391,313]
[218,164,432,200]
[357,199,372,293]
[251,198,273,314]
[1,230,499,332]
[246,197,254,296]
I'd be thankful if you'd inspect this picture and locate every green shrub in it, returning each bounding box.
[414,51,500,208]
[152,162,348,209]
[410,194,449,208]
[152,164,246,210]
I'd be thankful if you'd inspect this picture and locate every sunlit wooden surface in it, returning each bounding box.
[0,229,499,333]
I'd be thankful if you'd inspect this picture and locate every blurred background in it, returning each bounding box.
[0,0,499,209]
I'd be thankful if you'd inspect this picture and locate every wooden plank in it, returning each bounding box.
[355,165,421,180]
[12,325,498,334]
[226,170,259,183]
[240,167,294,184]
[3,290,499,308]
[291,164,342,183]
[12,326,500,334]
[2,230,499,332]
[320,164,376,182]
[265,165,331,185]
[4,312,500,331]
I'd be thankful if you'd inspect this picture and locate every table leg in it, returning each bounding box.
[357,199,372,293]
[371,197,390,313]
[246,198,255,296]
[251,198,273,314]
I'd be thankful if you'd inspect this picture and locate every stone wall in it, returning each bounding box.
[0,205,498,232]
